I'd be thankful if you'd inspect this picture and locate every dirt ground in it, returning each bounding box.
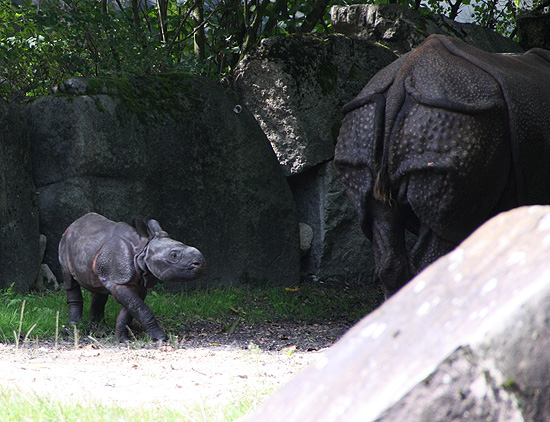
[0,320,352,414]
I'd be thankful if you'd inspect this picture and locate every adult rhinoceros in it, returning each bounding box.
[334,34,550,294]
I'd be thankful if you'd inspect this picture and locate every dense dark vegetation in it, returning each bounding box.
[0,0,545,101]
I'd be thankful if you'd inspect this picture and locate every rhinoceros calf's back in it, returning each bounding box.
[59,213,120,284]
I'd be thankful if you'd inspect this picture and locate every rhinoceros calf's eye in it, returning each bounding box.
[170,251,179,260]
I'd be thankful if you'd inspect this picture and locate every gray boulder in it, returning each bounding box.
[289,162,373,282]
[232,34,397,176]
[0,100,40,292]
[331,3,524,55]
[35,264,59,291]
[517,11,550,51]
[233,34,395,282]
[243,206,550,421]
[28,75,300,290]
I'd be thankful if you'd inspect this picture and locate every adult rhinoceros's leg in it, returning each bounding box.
[410,225,456,275]
[90,293,109,323]
[368,198,412,294]
[111,285,166,342]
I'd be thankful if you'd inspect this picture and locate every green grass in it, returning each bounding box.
[0,386,272,421]
[0,287,67,342]
[150,281,383,334]
[0,281,383,344]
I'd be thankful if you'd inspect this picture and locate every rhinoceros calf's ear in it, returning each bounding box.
[132,218,150,238]
[146,219,169,238]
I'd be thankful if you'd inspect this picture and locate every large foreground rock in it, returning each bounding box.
[244,206,550,421]
[0,100,40,291]
[28,75,299,289]
[331,3,523,55]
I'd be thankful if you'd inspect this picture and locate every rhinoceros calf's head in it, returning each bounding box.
[145,236,206,282]
[139,219,206,282]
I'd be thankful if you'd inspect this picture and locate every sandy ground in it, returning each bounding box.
[0,342,322,413]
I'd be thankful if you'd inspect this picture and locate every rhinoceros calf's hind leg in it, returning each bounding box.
[111,285,166,342]
[63,270,84,324]
[90,293,109,323]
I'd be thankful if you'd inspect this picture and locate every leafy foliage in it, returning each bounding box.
[0,0,546,100]
[0,0,185,100]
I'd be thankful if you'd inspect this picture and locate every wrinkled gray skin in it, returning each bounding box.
[334,34,550,294]
[59,212,206,342]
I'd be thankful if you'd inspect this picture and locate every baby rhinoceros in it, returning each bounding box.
[59,212,205,342]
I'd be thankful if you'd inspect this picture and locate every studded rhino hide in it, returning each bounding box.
[334,34,550,291]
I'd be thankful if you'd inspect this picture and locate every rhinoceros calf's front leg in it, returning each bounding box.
[111,285,166,342]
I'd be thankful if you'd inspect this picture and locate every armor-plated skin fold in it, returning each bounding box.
[334,34,550,294]
[59,212,205,342]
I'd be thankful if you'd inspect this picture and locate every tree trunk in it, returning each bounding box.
[264,0,289,34]
[241,0,270,56]
[449,0,463,21]
[157,0,169,42]
[191,0,206,61]
[130,0,141,27]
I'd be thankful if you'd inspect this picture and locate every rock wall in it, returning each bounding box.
[27,75,300,290]
[289,162,373,281]
[243,206,550,422]
[0,100,40,292]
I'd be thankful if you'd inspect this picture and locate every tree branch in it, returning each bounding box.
[299,0,330,33]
